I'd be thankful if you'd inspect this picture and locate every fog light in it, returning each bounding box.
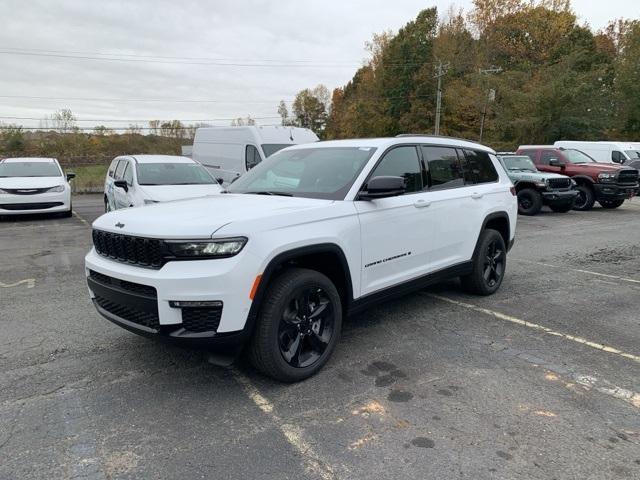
[169,300,223,308]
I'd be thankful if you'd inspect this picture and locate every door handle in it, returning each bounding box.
[413,199,431,208]
[471,192,484,200]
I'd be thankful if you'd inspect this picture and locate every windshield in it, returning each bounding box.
[227,146,377,200]
[563,149,595,164]
[261,144,293,158]
[625,150,640,160]
[0,161,62,177]
[501,156,537,172]
[136,163,217,186]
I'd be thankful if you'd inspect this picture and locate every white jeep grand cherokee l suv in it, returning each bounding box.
[85,136,517,382]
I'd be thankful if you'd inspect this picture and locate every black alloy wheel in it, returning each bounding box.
[278,287,335,368]
[483,239,505,289]
[573,185,595,211]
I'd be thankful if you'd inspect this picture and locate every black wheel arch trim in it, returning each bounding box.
[244,243,354,338]
[571,175,595,185]
[474,211,512,257]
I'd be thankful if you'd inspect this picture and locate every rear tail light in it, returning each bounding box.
[510,186,516,196]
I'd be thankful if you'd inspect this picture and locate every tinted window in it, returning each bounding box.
[518,150,537,162]
[0,162,62,177]
[261,144,291,157]
[612,151,624,163]
[540,150,561,165]
[227,147,376,200]
[114,160,127,179]
[369,146,422,193]
[463,150,499,184]
[246,145,262,171]
[123,163,134,185]
[422,146,463,190]
[136,163,216,186]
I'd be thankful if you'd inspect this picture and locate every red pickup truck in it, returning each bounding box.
[516,146,639,210]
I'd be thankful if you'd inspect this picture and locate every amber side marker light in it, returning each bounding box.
[249,274,262,300]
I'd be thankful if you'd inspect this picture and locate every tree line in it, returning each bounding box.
[287,0,640,150]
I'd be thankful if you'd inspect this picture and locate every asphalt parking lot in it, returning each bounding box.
[1,195,639,480]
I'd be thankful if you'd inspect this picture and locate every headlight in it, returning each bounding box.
[143,199,160,205]
[49,185,65,193]
[166,237,247,258]
[598,173,616,181]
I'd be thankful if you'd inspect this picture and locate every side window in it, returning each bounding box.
[245,145,262,171]
[123,162,134,185]
[421,146,463,190]
[612,151,624,163]
[114,160,127,179]
[369,146,423,193]
[519,150,537,162]
[463,150,499,184]
[108,159,119,178]
[540,150,560,165]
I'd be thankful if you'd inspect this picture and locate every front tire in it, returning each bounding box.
[599,199,624,209]
[517,188,543,216]
[461,229,507,296]
[248,268,342,382]
[573,185,596,211]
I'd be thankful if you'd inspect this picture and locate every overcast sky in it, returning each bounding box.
[1,0,638,130]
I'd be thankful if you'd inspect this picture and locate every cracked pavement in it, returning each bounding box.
[1,195,639,479]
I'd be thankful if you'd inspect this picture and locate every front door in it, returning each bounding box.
[356,145,433,296]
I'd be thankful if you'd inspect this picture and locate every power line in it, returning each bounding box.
[0,50,438,68]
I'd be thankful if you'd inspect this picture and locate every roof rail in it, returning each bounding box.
[395,133,484,145]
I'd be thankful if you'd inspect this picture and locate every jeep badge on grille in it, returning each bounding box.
[115,222,125,229]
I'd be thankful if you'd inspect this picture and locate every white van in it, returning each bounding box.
[553,141,640,164]
[192,126,319,184]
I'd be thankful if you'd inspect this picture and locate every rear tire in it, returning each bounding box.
[599,199,624,209]
[248,268,342,382]
[461,229,507,296]
[517,188,543,216]
[573,185,595,211]
[549,203,573,213]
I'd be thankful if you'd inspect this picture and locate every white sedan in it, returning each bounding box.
[0,157,74,217]
[104,155,222,211]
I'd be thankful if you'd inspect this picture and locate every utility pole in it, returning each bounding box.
[433,61,449,135]
[478,67,502,142]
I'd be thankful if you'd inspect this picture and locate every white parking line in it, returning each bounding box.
[0,278,35,289]
[426,294,640,364]
[232,369,338,480]
[73,210,92,228]
[512,258,640,285]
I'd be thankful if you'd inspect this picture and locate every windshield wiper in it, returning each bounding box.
[244,191,293,197]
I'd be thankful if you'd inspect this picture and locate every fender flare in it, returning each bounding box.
[243,243,354,337]
[571,175,595,186]
[472,211,511,259]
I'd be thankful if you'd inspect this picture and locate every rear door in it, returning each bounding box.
[356,145,433,296]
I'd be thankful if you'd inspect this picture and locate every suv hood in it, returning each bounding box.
[137,184,222,202]
[568,163,624,173]
[0,176,65,189]
[92,194,334,238]
[508,171,568,182]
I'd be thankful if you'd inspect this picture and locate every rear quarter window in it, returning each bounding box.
[463,150,499,184]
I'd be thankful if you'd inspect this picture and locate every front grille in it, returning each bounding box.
[89,270,156,297]
[547,178,571,190]
[94,295,160,330]
[92,229,164,268]
[617,169,639,185]
[181,307,222,333]
[0,202,63,210]
[2,187,52,195]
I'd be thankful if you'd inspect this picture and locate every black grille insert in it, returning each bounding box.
[2,187,53,195]
[181,307,222,333]
[617,169,639,185]
[92,230,164,268]
[0,202,63,210]
[89,270,157,297]
[547,178,571,190]
[94,295,160,330]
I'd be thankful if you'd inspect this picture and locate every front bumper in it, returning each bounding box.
[541,190,578,205]
[593,183,638,200]
[0,190,70,215]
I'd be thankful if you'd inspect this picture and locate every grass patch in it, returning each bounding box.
[67,164,107,193]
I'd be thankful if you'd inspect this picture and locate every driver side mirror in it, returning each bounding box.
[66,172,76,181]
[359,176,406,200]
[549,158,564,168]
[114,179,129,192]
